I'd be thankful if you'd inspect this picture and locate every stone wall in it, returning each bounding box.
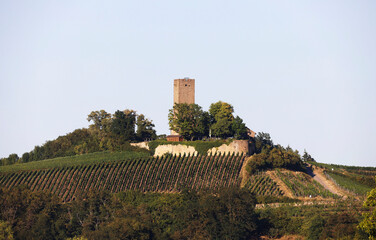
[207,140,249,155]
[130,142,150,150]
[154,144,198,157]
[153,140,251,157]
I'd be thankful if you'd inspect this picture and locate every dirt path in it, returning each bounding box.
[266,171,295,198]
[305,165,349,199]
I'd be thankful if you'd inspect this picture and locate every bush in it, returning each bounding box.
[246,146,304,175]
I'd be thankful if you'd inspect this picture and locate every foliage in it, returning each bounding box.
[0,186,65,240]
[254,132,273,154]
[305,214,326,240]
[0,151,150,173]
[325,170,373,195]
[0,185,259,240]
[168,101,249,141]
[87,110,112,131]
[136,114,157,141]
[0,220,14,240]
[257,201,365,239]
[246,146,304,175]
[111,110,137,141]
[255,195,299,204]
[1,109,157,167]
[168,103,209,141]
[275,170,338,198]
[358,177,376,239]
[302,149,315,162]
[309,161,376,172]
[0,153,246,201]
[209,101,234,138]
[231,116,248,140]
[245,173,283,196]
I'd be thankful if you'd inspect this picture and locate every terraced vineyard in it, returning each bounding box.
[245,172,283,196]
[275,169,338,198]
[0,153,245,201]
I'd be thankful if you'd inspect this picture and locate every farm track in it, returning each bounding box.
[306,165,351,199]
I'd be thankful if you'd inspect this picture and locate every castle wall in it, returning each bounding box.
[130,142,150,150]
[207,140,249,155]
[152,140,250,157]
[154,144,198,157]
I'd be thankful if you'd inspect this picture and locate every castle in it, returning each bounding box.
[167,78,195,141]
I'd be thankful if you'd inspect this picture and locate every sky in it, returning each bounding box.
[1,1,375,167]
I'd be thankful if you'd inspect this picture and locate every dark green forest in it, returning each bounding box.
[0,185,371,240]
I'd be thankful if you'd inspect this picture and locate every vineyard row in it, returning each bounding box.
[0,153,245,202]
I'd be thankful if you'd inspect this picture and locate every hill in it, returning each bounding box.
[0,152,246,202]
[0,151,375,239]
[1,150,374,203]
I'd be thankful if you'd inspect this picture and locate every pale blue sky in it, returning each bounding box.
[1,1,375,166]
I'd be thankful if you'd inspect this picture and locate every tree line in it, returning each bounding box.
[0,186,259,240]
[246,132,314,174]
[0,185,371,240]
[0,109,156,166]
[168,101,249,141]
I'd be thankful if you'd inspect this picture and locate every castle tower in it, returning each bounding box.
[173,78,195,105]
[168,78,195,139]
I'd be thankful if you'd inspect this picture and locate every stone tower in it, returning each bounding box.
[173,78,195,104]
[169,78,195,138]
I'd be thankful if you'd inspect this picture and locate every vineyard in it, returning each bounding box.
[245,172,283,196]
[275,169,338,198]
[0,153,245,201]
[309,161,376,195]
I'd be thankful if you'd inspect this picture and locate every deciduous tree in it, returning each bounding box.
[168,103,209,140]
[136,114,157,141]
[209,101,235,138]
[111,110,136,141]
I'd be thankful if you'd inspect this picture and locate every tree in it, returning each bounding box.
[21,152,30,163]
[168,103,209,141]
[136,114,157,141]
[209,101,235,138]
[302,149,315,162]
[232,116,248,140]
[254,132,273,154]
[111,110,136,141]
[0,220,14,240]
[87,110,112,131]
[359,177,376,239]
[6,153,19,165]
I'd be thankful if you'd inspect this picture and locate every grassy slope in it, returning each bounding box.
[309,161,376,196]
[0,151,150,172]
[1,150,374,199]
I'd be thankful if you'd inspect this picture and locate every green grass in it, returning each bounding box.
[275,169,338,198]
[308,161,376,172]
[325,171,372,195]
[0,151,151,172]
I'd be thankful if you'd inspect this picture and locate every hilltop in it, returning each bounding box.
[0,108,375,239]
